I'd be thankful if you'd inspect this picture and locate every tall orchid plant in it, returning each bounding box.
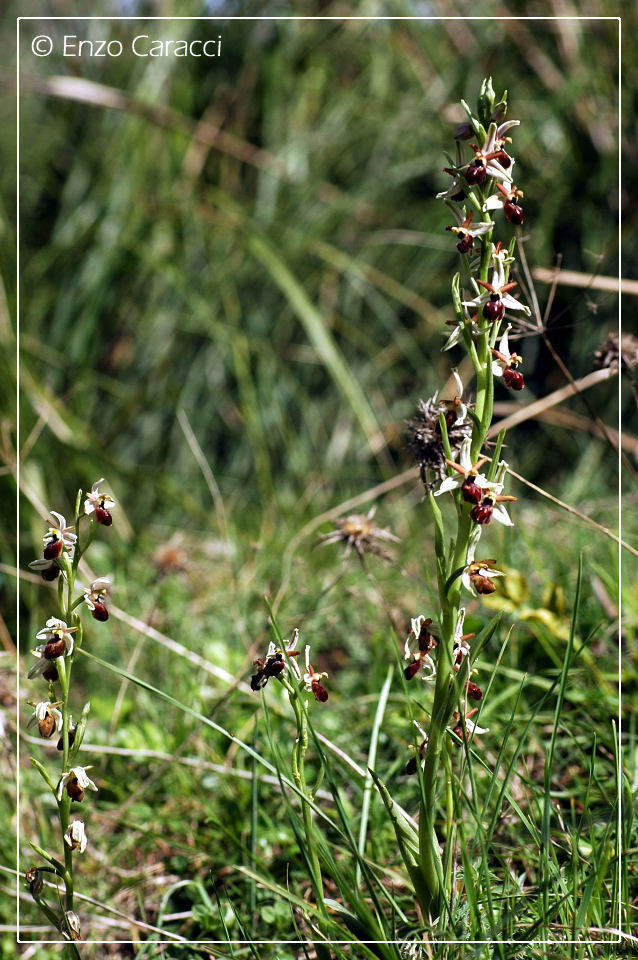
[397,78,531,912]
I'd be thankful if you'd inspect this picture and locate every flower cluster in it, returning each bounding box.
[251,631,329,703]
[403,616,437,681]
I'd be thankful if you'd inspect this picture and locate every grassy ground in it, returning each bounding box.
[1,2,635,957]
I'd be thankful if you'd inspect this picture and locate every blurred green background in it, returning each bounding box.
[1,1,633,953]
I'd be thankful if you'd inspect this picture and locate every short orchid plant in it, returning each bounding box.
[24,480,115,946]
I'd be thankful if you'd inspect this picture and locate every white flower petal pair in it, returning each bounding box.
[64,820,88,853]
[57,766,98,801]
[27,701,63,733]
[84,479,116,516]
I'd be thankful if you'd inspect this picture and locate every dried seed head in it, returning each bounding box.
[594,331,638,373]
[405,398,472,490]
[318,507,398,562]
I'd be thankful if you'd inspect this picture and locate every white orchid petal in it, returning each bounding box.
[434,477,460,496]
[458,437,473,471]
[492,504,514,526]
[501,294,527,311]
[483,195,503,211]
[467,222,493,236]
[483,122,497,155]
[474,474,497,490]
[466,718,489,735]
[498,324,512,356]
[496,120,519,137]
[485,162,512,182]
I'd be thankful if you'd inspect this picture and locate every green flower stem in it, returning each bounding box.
[443,747,456,899]
[420,496,473,908]
[280,676,326,917]
[471,223,495,457]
